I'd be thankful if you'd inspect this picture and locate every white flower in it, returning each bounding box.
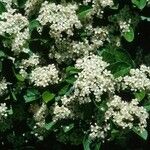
[119,20,131,33]
[52,103,72,122]
[37,1,82,38]
[0,103,9,120]
[30,64,59,87]
[121,65,150,91]
[89,123,110,140]
[105,95,149,131]
[74,54,115,103]
[0,78,7,96]
[25,0,44,16]
[0,10,30,54]
[20,54,39,69]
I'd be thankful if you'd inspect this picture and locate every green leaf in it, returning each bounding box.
[132,0,147,9]
[134,90,145,101]
[83,135,92,150]
[58,84,70,95]
[29,20,40,32]
[42,91,55,103]
[108,62,131,77]
[15,74,25,82]
[78,7,92,21]
[10,88,17,101]
[12,67,25,82]
[132,127,148,140]
[17,0,27,8]
[123,27,134,42]
[144,105,150,112]
[0,51,6,58]
[24,89,40,103]
[65,76,76,84]
[0,2,6,14]
[100,48,134,65]
[93,142,101,150]
[66,66,80,75]
[44,122,56,130]
[63,123,74,133]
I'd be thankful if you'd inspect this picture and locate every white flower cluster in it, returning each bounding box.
[119,20,131,33]
[0,78,7,96]
[49,38,96,63]
[91,27,109,47]
[91,0,114,17]
[105,95,148,131]
[0,10,30,53]
[89,123,110,140]
[0,103,9,120]
[83,0,92,5]
[51,55,116,122]
[18,53,39,78]
[74,55,115,103]
[99,0,114,8]
[47,21,109,63]
[20,54,39,69]
[121,65,150,91]
[52,103,72,122]
[25,0,43,16]
[34,103,47,127]
[30,64,59,87]
[37,1,82,38]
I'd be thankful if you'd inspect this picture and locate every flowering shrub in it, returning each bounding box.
[0,0,150,149]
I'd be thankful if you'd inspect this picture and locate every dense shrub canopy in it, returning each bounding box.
[0,0,150,149]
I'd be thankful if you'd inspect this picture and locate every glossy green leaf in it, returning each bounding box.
[132,127,148,140]
[44,122,56,130]
[24,89,40,103]
[83,135,92,150]
[12,67,25,82]
[15,74,25,82]
[132,0,147,9]
[42,91,55,103]
[93,142,101,150]
[78,7,92,21]
[134,90,145,101]
[29,20,40,32]
[58,84,70,95]
[66,66,80,75]
[144,105,150,112]
[108,62,131,77]
[123,27,134,42]
[100,48,134,65]
[0,51,6,58]
[63,123,74,133]
[65,76,76,84]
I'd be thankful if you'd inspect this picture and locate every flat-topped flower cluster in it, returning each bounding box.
[0,0,149,148]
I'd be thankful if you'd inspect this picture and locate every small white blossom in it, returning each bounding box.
[20,54,39,69]
[74,55,115,103]
[119,20,131,33]
[0,10,30,54]
[105,95,149,131]
[0,78,7,96]
[121,65,150,91]
[89,123,110,140]
[25,0,44,16]
[30,64,59,87]
[52,103,72,122]
[37,1,82,38]
[0,103,9,120]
